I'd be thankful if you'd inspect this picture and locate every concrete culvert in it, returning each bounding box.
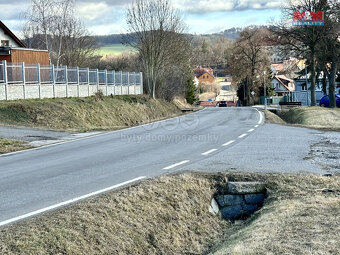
[209,181,267,221]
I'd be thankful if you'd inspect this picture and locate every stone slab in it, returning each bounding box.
[244,194,265,204]
[227,182,266,194]
[220,205,242,220]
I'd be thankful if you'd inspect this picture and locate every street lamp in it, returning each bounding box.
[264,71,267,110]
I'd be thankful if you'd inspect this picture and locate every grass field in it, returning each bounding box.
[96,44,135,57]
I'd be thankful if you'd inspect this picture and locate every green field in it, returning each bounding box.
[96,44,136,57]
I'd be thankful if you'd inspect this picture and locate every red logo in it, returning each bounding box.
[292,11,324,26]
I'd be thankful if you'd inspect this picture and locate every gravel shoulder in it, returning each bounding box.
[0,125,103,147]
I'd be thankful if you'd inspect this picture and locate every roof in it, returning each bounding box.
[271,63,284,72]
[274,75,294,91]
[0,21,26,48]
[194,67,215,78]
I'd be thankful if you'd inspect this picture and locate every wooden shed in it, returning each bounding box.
[0,47,49,65]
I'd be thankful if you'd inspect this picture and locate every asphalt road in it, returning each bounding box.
[0,107,329,227]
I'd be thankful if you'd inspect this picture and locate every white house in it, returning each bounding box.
[0,21,25,48]
[271,75,295,96]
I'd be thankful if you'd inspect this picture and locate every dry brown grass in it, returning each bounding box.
[210,173,340,255]
[279,107,340,131]
[0,173,228,255]
[0,138,31,154]
[264,110,286,125]
[199,92,217,101]
[0,172,339,255]
[0,95,182,132]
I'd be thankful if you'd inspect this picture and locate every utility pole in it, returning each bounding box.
[305,66,309,106]
[264,71,267,110]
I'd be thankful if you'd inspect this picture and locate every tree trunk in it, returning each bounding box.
[310,51,316,106]
[328,62,337,108]
[322,68,327,95]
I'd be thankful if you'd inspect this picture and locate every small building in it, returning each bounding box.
[0,21,49,65]
[271,75,295,96]
[194,67,216,85]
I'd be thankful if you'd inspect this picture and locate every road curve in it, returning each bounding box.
[0,107,262,226]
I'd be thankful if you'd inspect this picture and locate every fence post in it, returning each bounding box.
[96,68,99,93]
[3,60,8,100]
[76,67,80,97]
[140,72,143,95]
[120,71,123,95]
[87,68,90,97]
[65,66,68,97]
[112,70,115,96]
[127,72,130,95]
[105,69,108,96]
[52,65,56,98]
[37,63,41,99]
[22,62,26,99]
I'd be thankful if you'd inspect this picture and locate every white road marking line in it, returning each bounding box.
[0,176,146,228]
[257,110,264,124]
[238,133,247,139]
[248,128,255,132]
[222,140,235,147]
[163,160,190,170]
[202,149,218,156]
[254,125,259,128]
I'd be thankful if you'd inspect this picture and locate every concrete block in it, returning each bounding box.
[242,204,258,214]
[209,198,220,216]
[244,194,265,204]
[220,205,242,220]
[227,182,266,194]
[217,195,243,207]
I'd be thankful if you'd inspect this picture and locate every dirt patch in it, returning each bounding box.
[1,172,339,255]
[0,138,31,154]
[305,132,340,174]
[0,95,182,132]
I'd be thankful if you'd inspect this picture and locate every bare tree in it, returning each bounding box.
[229,28,270,106]
[316,0,340,108]
[24,0,55,63]
[124,0,189,99]
[24,0,96,67]
[272,0,327,106]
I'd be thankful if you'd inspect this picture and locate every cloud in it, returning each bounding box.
[173,0,282,13]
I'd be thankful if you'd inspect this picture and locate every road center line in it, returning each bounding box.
[202,149,218,156]
[238,133,247,139]
[257,110,264,124]
[222,140,235,147]
[254,125,259,128]
[0,176,147,228]
[248,128,255,132]
[163,160,190,170]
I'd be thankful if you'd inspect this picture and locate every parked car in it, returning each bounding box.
[319,94,340,108]
[218,101,227,107]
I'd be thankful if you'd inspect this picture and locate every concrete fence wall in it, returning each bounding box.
[0,60,143,101]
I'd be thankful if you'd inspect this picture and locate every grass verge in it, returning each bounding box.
[0,95,182,132]
[0,138,31,154]
[0,172,339,254]
[279,107,340,131]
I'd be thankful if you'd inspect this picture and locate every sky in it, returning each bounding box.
[0,0,283,36]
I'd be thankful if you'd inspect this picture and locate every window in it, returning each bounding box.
[1,40,9,47]
[301,83,307,91]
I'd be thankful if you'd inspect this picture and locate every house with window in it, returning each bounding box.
[194,67,216,85]
[271,75,295,96]
[0,21,49,65]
